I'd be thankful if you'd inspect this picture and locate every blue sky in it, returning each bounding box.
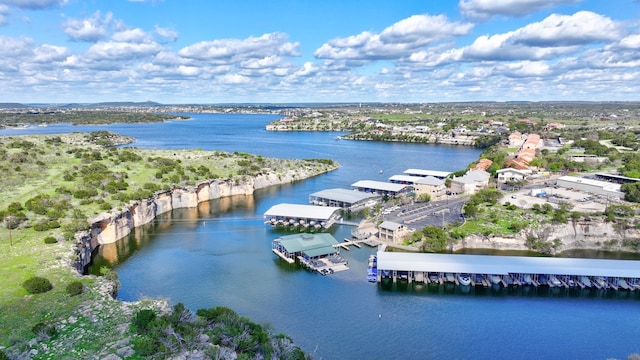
[0,0,639,103]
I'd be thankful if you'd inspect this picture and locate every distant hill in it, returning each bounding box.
[92,101,163,107]
[0,103,29,108]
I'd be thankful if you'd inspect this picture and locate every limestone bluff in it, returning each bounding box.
[73,168,337,272]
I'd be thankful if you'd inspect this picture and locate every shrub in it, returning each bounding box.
[66,281,84,296]
[23,276,53,294]
[44,236,57,244]
[132,336,157,356]
[31,322,57,339]
[132,309,157,334]
[0,350,8,360]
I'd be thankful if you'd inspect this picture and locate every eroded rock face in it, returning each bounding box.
[74,168,332,272]
[452,219,640,254]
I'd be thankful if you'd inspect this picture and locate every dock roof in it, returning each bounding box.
[389,175,444,186]
[264,203,340,220]
[403,169,451,178]
[351,180,408,192]
[309,188,379,203]
[376,252,640,278]
[275,233,339,258]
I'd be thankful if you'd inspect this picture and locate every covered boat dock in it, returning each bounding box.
[403,168,451,179]
[263,203,341,229]
[272,233,348,274]
[376,251,640,290]
[309,188,380,211]
[351,180,411,197]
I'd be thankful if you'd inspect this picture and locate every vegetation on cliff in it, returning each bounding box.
[0,132,335,358]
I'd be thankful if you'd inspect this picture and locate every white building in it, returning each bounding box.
[450,169,490,195]
[496,168,532,183]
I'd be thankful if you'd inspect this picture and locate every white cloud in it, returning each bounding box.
[155,25,177,42]
[178,32,300,61]
[218,74,251,84]
[32,44,68,63]
[314,14,473,61]
[460,11,619,61]
[62,11,112,42]
[459,0,580,20]
[86,40,163,61]
[0,5,10,26]
[112,28,152,43]
[1,0,67,10]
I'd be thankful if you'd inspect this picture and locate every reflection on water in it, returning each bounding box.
[88,194,258,272]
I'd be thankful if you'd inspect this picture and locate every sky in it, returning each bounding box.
[0,0,639,104]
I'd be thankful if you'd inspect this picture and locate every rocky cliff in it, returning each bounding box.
[74,171,329,272]
[453,218,640,254]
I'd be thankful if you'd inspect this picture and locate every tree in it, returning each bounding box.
[419,226,448,252]
[621,183,640,203]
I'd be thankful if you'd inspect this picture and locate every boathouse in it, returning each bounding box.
[272,233,340,264]
[403,168,451,180]
[351,180,411,197]
[376,251,640,288]
[263,203,341,229]
[309,188,380,211]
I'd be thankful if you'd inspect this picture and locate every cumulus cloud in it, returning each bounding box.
[62,11,113,42]
[314,14,473,61]
[32,44,69,63]
[178,32,300,61]
[1,0,67,10]
[112,28,152,43]
[459,0,580,20]
[155,25,177,42]
[0,4,10,26]
[460,11,619,61]
[86,40,163,61]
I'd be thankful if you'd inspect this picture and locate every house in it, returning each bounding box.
[378,221,407,244]
[412,176,447,200]
[449,169,490,195]
[496,168,532,183]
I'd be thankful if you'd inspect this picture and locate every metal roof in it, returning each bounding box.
[376,252,640,277]
[351,180,409,192]
[309,188,379,203]
[557,176,622,192]
[264,203,341,220]
[390,175,444,186]
[275,233,338,257]
[403,168,451,178]
[379,221,403,231]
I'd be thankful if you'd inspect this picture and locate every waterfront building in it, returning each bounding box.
[555,176,624,199]
[309,188,380,211]
[351,180,411,197]
[271,233,339,264]
[389,175,446,200]
[263,203,341,228]
[378,221,407,244]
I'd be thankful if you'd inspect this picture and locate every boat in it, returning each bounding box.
[474,274,484,286]
[538,274,548,285]
[428,272,440,283]
[445,273,455,283]
[593,276,608,289]
[549,275,562,287]
[523,274,532,285]
[627,278,639,290]
[457,273,471,286]
[579,276,592,288]
[618,278,630,290]
[489,274,501,285]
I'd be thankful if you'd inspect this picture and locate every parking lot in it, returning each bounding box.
[500,186,608,213]
[382,197,469,230]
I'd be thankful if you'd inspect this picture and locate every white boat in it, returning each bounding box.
[489,274,501,285]
[618,278,630,290]
[579,276,592,288]
[594,276,608,289]
[549,275,562,287]
[523,274,532,285]
[445,273,455,283]
[457,273,471,286]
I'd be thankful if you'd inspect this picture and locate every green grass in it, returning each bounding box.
[0,132,338,356]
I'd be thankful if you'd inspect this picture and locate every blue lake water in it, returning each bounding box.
[4,114,639,359]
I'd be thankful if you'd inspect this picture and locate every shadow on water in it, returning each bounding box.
[377,281,640,301]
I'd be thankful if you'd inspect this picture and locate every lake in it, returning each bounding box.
[4,114,639,359]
